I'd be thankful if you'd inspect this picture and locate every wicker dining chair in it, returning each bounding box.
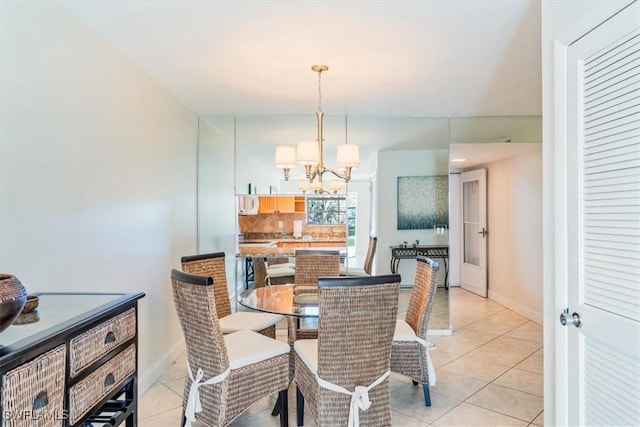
[181,252,284,339]
[340,236,378,276]
[390,256,440,406]
[289,249,340,342]
[171,269,290,427]
[294,274,401,427]
[293,249,340,288]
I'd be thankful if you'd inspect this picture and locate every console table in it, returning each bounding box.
[0,292,144,426]
[390,245,449,288]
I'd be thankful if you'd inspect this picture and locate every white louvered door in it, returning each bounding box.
[565,2,640,425]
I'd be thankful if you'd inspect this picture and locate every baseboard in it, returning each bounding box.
[138,340,186,395]
[488,290,542,324]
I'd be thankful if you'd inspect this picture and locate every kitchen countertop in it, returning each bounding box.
[237,246,348,258]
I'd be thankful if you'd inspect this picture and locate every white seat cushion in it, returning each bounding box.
[339,265,367,276]
[266,266,296,277]
[224,330,290,370]
[219,311,284,334]
[393,319,417,342]
[293,339,318,374]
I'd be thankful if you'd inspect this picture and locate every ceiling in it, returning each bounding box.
[61,0,542,117]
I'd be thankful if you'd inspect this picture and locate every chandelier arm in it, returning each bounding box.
[324,167,351,182]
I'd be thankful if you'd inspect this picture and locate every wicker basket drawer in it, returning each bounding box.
[69,308,136,377]
[1,345,66,427]
[68,344,136,424]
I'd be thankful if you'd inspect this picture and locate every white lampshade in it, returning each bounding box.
[310,179,322,191]
[328,180,341,192]
[296,141,319,165]
[336,144,360,168]
[274,146,297,169]
[298,179,310,191]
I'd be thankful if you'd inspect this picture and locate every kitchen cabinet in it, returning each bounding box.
[258,196,296,214]
[294,196,306,213]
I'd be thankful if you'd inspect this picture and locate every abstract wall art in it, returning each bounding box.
[397,175,449,230]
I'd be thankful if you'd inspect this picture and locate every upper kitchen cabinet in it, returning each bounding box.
[256,195,305,213]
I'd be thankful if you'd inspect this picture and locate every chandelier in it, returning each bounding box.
[274,65,360,187]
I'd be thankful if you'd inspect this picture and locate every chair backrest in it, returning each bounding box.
[251,257,267,288]
[170,269,229,426]
[294,249,340,286]
[363,236,378,275]
[405,256,440,339]
[181,252,232,318]
[316,274,401,425]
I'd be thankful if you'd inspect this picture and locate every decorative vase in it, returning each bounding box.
[0,274,28,333]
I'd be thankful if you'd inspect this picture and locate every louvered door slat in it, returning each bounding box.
[584,111,640,136]
[585,103,640,129]
[585,138,639,161]
[584,30,640,75]
[584,56,640,93]
[583,340,640,425]
[585,80,639,116]
[583,166,638,184]
[585,79,640,109]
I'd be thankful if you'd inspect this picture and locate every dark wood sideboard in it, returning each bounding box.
[0,292,145,427]
[389,245,449,288]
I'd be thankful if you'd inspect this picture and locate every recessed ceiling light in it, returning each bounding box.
[451,158,467,162]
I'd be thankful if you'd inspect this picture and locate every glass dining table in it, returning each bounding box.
[239,284,319,343]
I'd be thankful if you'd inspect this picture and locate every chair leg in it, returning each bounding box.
[422,383,431,407]
[279,389,289,427]
[296,386,305,427]
[271,394,281,416]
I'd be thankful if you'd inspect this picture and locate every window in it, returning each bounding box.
[306,196,346,225]
[306,194,357,249]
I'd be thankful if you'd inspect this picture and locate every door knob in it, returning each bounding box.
[477,228,487,238]
[560,308,582,327]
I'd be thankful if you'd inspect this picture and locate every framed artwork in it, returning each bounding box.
[397,175,449,230]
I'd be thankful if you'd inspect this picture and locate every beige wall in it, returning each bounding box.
[0,2,198,393]
[485,146,543,322]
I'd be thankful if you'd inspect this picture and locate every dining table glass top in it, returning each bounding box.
[239,284,319,317]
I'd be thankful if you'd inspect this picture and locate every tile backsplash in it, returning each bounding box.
[238,213,346,239]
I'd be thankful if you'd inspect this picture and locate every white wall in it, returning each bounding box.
[377,149,449,286]
[197,117,239,301]
[0,2,197,393]
[541,1,631,424]
[483,146,543,322]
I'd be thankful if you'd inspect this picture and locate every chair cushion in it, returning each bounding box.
[266,266,296,277]
[339,264,367,276]
[393,319,418,342]
[224,330,290,370]
[293,339,318,374]
[219,311,284,334]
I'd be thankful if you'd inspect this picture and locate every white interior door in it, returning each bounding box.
[460,168,487,297]
[559,3,640,425]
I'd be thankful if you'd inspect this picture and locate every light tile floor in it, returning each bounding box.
[139,287,544,426]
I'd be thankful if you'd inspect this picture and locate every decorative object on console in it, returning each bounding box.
[0,273,27,333]
[275,65,360,185]
[397,176,449,230]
